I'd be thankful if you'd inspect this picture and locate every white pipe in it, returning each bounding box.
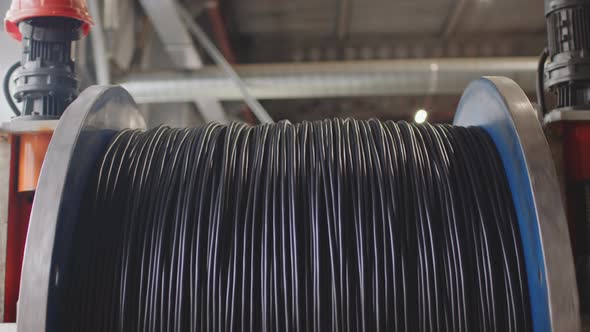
[120,57,537,103]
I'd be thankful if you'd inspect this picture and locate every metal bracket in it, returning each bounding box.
[544,110,590,124]
[0,120,57,134]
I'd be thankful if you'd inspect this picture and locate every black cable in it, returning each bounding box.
[537,48,549,116]
[3,61,21,117]
[60,119,531,332]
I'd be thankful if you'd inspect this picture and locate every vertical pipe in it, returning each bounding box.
[88,0,111,85]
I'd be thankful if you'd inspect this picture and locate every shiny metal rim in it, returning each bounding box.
[454,76,580,332]
[17,86,145,332]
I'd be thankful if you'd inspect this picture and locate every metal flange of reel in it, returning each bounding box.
[455,76,579,332]
[17,86,145,332]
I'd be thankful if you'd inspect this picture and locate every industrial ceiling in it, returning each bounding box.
[75,0,549,124]
[218,0,546,122]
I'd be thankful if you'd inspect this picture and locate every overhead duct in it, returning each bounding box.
[120,57,537,103]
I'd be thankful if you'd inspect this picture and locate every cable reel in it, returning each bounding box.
[16,77,580,332]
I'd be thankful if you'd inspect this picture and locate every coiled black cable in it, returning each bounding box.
[60,119,531,332]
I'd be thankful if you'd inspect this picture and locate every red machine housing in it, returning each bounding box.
[3,0,92,322]
[4,0,93,40]
[564,123,590,183]
[563,122,590,247]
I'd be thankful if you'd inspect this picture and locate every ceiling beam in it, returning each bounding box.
[139,0,228,123]
[139,0,204,69]
[335,0,352,40]
[442,0,470,38]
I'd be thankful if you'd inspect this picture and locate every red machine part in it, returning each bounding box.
[555,121,590,256]
[564,121,590,244]
[4,0,93,41]
[3,0,91,322]
[564,122,590,182]
[17,133,52,192]
[4,133,52,322]
[559,121,590,316]
[4,135,33,322]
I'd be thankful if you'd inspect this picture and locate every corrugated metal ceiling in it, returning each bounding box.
[457,0,545,33]
[349,0,455,35]
[230,0,545,37]
[221,0,546,122]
